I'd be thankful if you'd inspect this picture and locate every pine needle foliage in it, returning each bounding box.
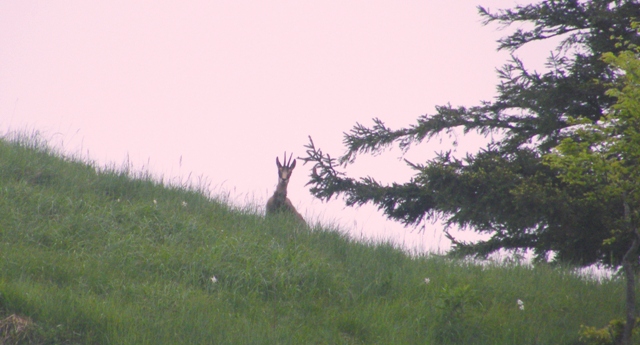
[301,0,640,267]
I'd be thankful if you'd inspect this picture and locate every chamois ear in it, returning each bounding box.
[290,159,296,170]
[276,156,282,168]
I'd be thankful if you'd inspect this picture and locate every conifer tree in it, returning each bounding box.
[545,32,640,344]
[302,0,640,266]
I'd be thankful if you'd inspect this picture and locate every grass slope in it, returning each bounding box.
[0,133,629,344]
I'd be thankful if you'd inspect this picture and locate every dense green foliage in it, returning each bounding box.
[0,132,630,344]
[544,30,640,344]
[302,0,640,267]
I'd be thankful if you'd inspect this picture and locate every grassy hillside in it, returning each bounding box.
[0,132,630,344]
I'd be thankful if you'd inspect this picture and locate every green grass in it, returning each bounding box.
[0,131,631,344]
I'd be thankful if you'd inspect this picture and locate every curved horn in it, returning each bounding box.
[277,151,296,168]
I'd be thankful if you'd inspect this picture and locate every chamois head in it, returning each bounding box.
[276,151,296,185]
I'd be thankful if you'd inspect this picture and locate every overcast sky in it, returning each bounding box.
[1,1,553,254]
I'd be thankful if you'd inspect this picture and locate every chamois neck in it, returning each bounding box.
[275,179,288,197]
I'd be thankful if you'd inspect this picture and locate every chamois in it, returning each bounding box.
[266,152,306,225]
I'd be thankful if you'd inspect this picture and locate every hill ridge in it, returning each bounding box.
[0,133,625,344]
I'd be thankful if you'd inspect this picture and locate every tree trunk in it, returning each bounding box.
[621,199,639,345]
[622,237,639,345]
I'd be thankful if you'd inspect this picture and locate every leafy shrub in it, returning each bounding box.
[579,318,640,345]
[433,283,483,344]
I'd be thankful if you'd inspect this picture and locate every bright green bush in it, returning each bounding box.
[579,318,640,345]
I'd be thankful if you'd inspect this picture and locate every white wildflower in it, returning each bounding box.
[181,201,188,207]
[424,278,430,285]
[517,299,524,310]
[153,199,157,206]
[211,276,217,283]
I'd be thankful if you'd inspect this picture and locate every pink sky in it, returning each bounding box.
[1,1,550,253]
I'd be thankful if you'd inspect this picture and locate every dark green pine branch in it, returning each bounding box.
[302,0,640,266]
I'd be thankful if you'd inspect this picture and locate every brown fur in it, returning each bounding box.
[266,153,306,225]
